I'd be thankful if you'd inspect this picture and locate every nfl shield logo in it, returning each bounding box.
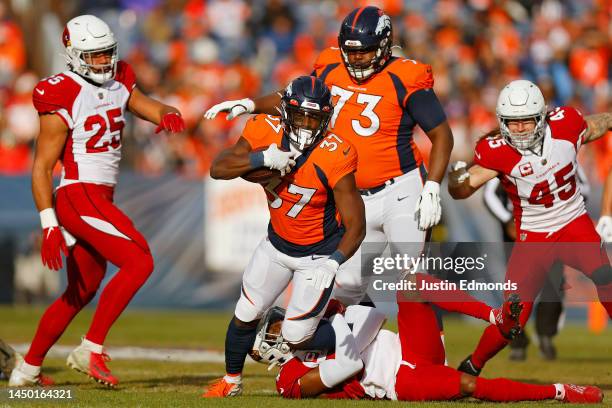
[520,233,527,241]
[519,163,533,176]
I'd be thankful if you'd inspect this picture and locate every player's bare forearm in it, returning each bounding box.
[209,137,254,179]
[333,174,366,260]
[128,87,180,124]
[602,170,612,216]
[298,367,328,398]
[424,121,454,183]
[584,113,612,143]
[252,91,282,115]
[448,164,498,199]
[31,114,69,211]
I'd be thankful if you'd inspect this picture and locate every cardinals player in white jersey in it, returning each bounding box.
[447,79,612,376]
[9,15,185,388]
[252,284,602,403]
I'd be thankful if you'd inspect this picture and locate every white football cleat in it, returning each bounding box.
[67,344,118,387]
[9,357,54,387]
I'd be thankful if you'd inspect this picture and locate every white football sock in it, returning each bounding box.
[554,384,565,400]
[20,361,41,377]
[81,337,104,354]
[489,309,497,325]
[224,374,242,384]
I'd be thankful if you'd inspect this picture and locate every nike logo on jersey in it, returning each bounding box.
[475,151,481,160]
[311,255,325,260]
[397,195,410,201]
[35,88,45,95]
[343,147,351,156]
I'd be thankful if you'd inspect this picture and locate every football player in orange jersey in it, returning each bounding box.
[203,76,365,397]
[205,6,454,305]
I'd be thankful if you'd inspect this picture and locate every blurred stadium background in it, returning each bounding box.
[0,0,610,319]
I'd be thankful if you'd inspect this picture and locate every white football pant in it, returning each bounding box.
[235,238,334,344]
[333,168,427,305]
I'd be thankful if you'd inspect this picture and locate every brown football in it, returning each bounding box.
[241,147,282,184]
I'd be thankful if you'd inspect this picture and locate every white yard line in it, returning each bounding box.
[12,344,255,364]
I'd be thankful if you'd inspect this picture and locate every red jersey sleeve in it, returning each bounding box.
[321,375,366,399]
[114,61,136,94]
[473,136,520,174]
[547,106,588,150]
[32,74,81,128]
[276,358,313,399]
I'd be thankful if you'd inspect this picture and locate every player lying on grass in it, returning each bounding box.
[250,273,602,403]
[203,76,365,397]
[447,79,611,376]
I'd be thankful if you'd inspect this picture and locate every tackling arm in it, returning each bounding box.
[583,113,612,144]
[299,314,364,398]
[252,92,282,115]
[448,163,499,199]
[204,91,282,120]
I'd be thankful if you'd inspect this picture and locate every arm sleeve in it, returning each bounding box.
[344,305,386,353]
[406,88,447,132]
[483,178,512,223]
[318,314,364,389]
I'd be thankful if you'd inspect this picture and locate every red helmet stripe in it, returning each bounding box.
[351,7,366,33]
[311,76,315,92]
[62,26,70,47]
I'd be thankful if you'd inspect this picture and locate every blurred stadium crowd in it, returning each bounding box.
[0,0,609,181]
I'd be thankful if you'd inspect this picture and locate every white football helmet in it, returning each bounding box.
[62,15,118,84]
[248,307,293,370]
[496,79,547,154]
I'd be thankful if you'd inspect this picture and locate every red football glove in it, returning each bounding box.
[41,226,68,271]
[155,112,185,134]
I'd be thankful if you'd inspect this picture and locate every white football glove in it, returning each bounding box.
[60,227,77,248]
[596,215,612,243]
[204,98,255,120]
[448,161,470,186]
[263,143,296,176]
[414,180,442,231]
[306,259,339,290]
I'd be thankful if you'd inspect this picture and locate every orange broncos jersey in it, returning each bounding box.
[242,114,358,257]
[313,47,433,189]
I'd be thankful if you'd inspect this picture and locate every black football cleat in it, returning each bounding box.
[458,355,481,376]
[493,293,524,340]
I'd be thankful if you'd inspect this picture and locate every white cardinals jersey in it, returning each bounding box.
[474,106,588,234]
[32,61,136,187]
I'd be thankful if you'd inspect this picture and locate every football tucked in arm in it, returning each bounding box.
[241,147,282,184]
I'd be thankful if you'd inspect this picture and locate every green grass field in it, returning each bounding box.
[0,306,610,407]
